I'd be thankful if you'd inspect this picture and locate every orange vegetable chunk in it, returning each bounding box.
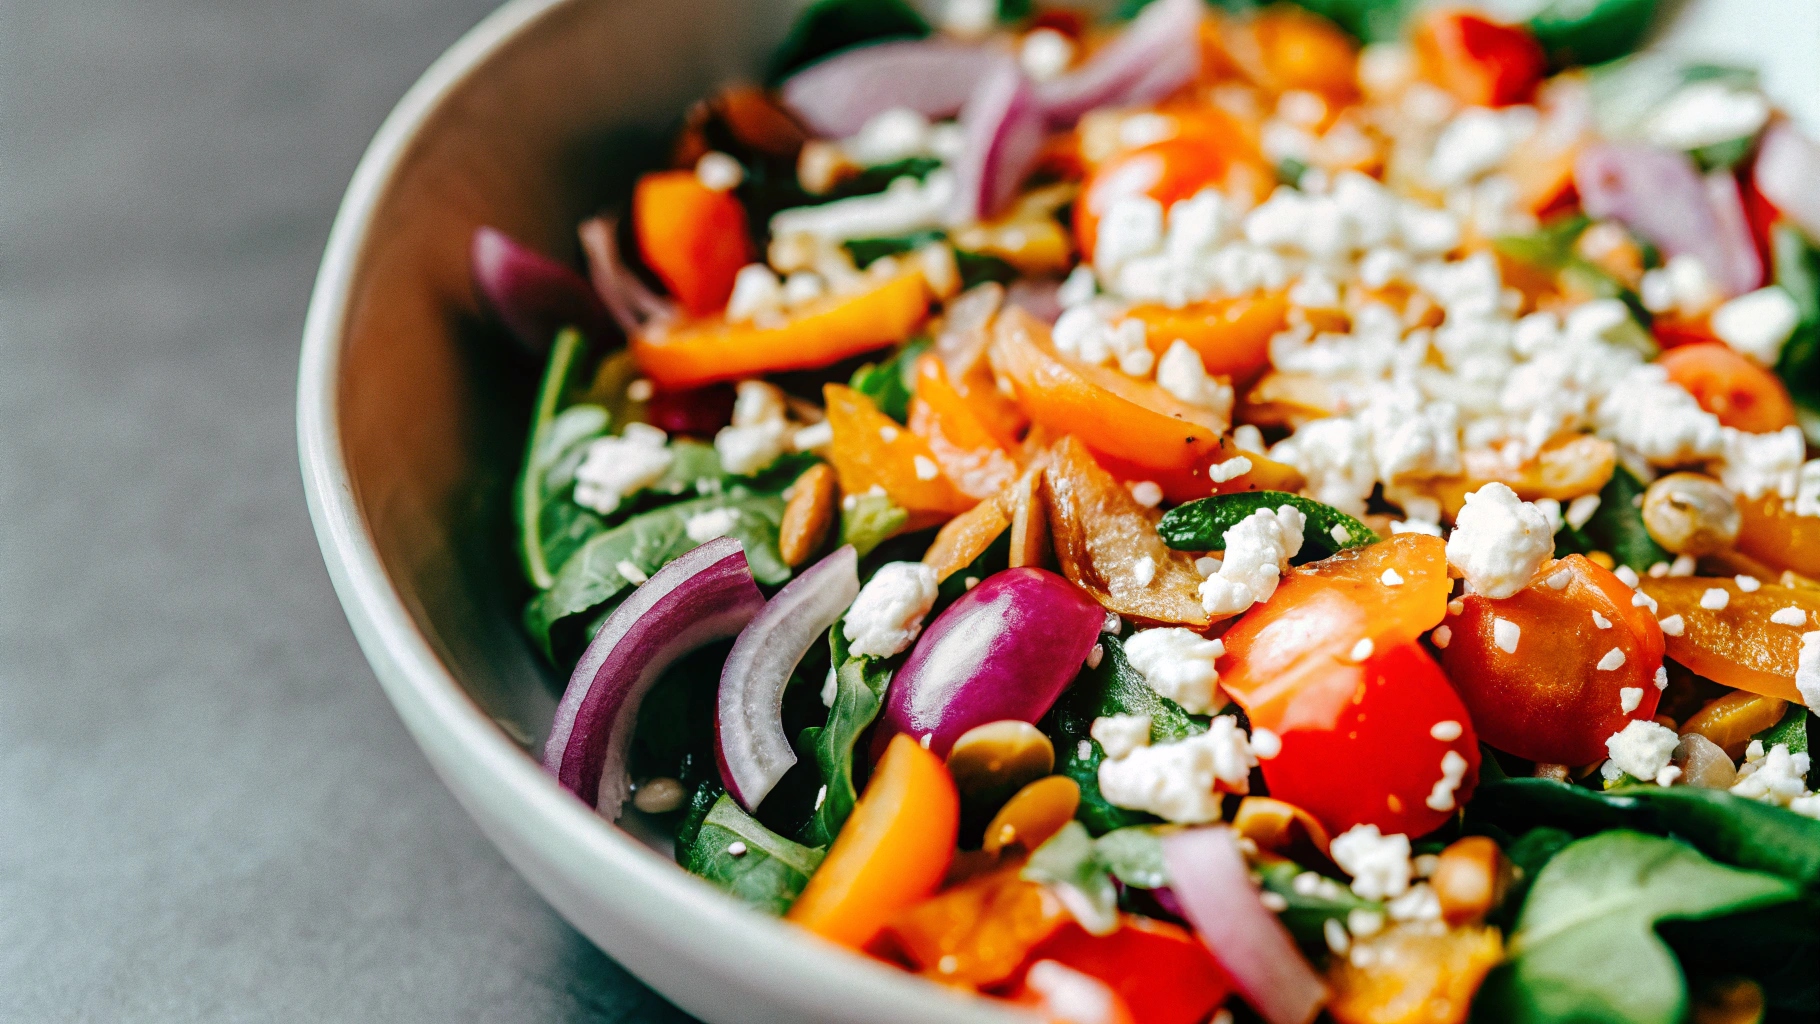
[1128,292,1289,386]
[1735,493,1820,578]
[880,867,1069,989]
[1639,576,1820,704]
[1022,917,1232,1024]
[1414,10,1545,108]
[824,383,975,530]
[909,355,1021,500]
[1658,342,1797,433]
[632,169,753,316]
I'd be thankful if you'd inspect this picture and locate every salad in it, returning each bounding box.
[469,0,1820,1021]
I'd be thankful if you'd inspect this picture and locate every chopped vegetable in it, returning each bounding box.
[681,794,825,914]
[1157,491,1378,558]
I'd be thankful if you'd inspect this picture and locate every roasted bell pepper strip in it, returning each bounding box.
[1638,577,1820,704]
[1734,493,1820,579]
[908,355,1021,500]
[632,169,753,316]
[825,383,976,530]
[879,867,1070,989]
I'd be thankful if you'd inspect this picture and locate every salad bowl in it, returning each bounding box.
[298,0,1819,1022]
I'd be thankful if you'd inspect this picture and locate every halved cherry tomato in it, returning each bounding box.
[633,269,930,388]
[1075,140,1232,262]
[1440,554,1665,766]
[1657,342,1798,433]
[825,383,975,529]
[632,169,753,316]
[879,867,1069,989]
[1014,960,1137,1024]
[1252,5,1360,99]
[1021,917,1232,1024]
[1638,576,1820,704]
[1651,315,1722,351]
[909,355,1021,500]
[1735,493,1820,578]
[1414,10,1546,108]
[1127,292,1290,385]
[788,733,960,949]
[992,307,1228,473]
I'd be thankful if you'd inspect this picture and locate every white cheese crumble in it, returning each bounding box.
[1798,631,1820,710]
[1090,713,1153,761]
[1659,614,1685,636]
[1771,606,1807,627]
[842,562,938,658]
[1430,720,1463,741]
[1350,638,1375,662]
[1603,719,1680,782]
[1199,505,1307,616]
[1019,28,1075,82]
[574,422,674,515]
[1155,340,1235,421]
[1736,574,1762,593]
[1730,743,1814,808]
[1095,716,1257,824]
[1493,617,1522,654]
[1718,425,1805,500]
[1712,287,1801,366]
[715,380,794,476]
[1206,456,1253,484]
[770,169,955,244]
[1700,588,1731,611]
[1597,647,1627,672]
[1132,555,1157,587]
[1592,611,1612,629]
[726,263,785,322]
[1447,483,1554,599]
[1428,106,1535,188]
[912,455,939,481]
[1128,481,1164,508]
[616,560,648,586]
[1122,628,1228,715]
[1249,727,1282,759]
[684,507,741,544]
[694,150,745,192]
[1619,686,1644,713]
[842,107,939,167]
[1645,81,1771,151]
[1051,303,1155,378]
[1565,494,1601,530]
[1432,624,1453,648]
[1331,824,1412,901]
[1425,749,1470,812]
[1796,460,1820,517]
[1381,568,1405,586]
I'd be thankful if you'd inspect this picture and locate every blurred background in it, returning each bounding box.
[0,0,691,1019]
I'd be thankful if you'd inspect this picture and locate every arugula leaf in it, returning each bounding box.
[1157,491,1378,559]
[1254,858,1381,951]
[1476,831,1798,1024]
[1023,822,1122,935]
[1495,214,1591,270]
[839,489,909,558]
[1771,224,1820,444]
[847,338,930,424]
[766,0,930,84]
[798,619,895,847]
[1553,464,1671,572]
[516,328,607,589]
[1042,633,1207,835]
[681,794,826,915]
[1527,0,1659,70]
[1467,777,1820,890]
[524,492,790,660]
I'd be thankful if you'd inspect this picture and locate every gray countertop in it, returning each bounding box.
[0,2,692,1019]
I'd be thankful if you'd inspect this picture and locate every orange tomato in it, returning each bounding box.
[1253,5,1360,99]
[1022,918,1232,1024]
[992,307,1229,473]
[1736,492,1820,578]
[1127,292,1289,385]
[633,270,930,389]
[1657,342,1798,433]
[1414,10,1546,108]
[788,733,960,949]
[879,868,1070,989]
[1440,555,1665,765]
[1075,140,1232,262]
[908,355,1021,500]
[632,169,753,316]
[1639,576,1820,704]
[824,383,975,529]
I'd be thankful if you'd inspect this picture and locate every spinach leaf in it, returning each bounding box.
[525,492,790,659]
[675,776,725,853]
[1042,633,1206,835]
[1527,0,1659,70]
[1495,214,1591,270]
[1093,826,1169,890]
[839,489,909,558]
[1157,491,1378,558]
[1023,821,1122,935]
[1255,858,1381,951]
[1660,899,1820,1020]
[798,619,895,847]
[847,337,931,424]
[516,328,607,589]
[830,158,944,202]
[1496,826,1578,928]
[1553,464,1671,572]
[1466,777,1820,889]
[681,794,826,915]
[629,639,731,785]
[1771,224,1820,444]
[1754,705,1812,775]
[847,231,1021,293]
[1475,831,1798,1024]
[767,0,930,84]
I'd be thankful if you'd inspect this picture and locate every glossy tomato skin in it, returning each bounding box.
[1439,555,1665,766]
[1415,11,1546,108]
[1254,641,1480,839]
[1020,918,1231,1024]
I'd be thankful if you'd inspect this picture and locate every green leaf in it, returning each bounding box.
[798,619,895,847]
[1255,858,1381,952]
[524,492,791,660]
[1477,831,1798,1024]
[846,337,931,423]
[1754,705,1812,769]
[629,639,732,785]
[1527,0,1660,70]
[1689,134,1757,173]
[516,329,607,589]
[1022,822,1121,935]
[1093,826,1170,890]
[1772,224,1820,443]
[997,0,1033,23]
[1157,491,1378,559]
[839,489,910,558]
[1042,633,1206,835]
[681,794,826,915]
[831,157,946,200]
[1117,0,1409,41]
[767,0,930,84]
[1553,464,1671,572]
[675,776,726,853]
[1466,777,1820,890]
[1496,215,1591,271]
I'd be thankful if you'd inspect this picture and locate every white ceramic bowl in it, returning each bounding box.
[297,1,1815,1021]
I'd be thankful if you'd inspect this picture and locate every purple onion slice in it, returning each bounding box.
[470,226,612,354]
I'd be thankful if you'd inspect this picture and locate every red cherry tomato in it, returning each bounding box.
[1658,342,1798,433]
[1020,918,1231,1024]
[1440,554,1666,766]
[1415,10,1546,108]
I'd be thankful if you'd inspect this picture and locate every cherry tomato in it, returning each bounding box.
[1021,918,1232,1024]
[632,169,753,316]
[1658,342,1798,433]
[1075,140,1232,263]
[1414,10,1546,108]
[1440,554,1665,766]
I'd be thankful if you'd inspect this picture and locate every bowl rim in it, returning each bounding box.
[294,0,1022,1020]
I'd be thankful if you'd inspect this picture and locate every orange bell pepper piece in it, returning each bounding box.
[825,383,975,530]
[1680,691,1789,761]
[878,867,1070,988]
[909,355,1021,500]
[789,733,960,949]
[632,169,753,316]
[1658,342,1798,433]
[1128,292,1289,386]
[1022,917,1232,1024]
[633,269,930,389]
[1638,576,1820,704]
[1414,10,1546,108]
[1735,492,1820,578]
[992,307,1229,473]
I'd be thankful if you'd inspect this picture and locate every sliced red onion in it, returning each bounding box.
[951,58,1050,222]
[544,537,764,819]
[1574,144,1761,297]
[717,545,861,810]
[470,227,613,355]
[1035,0,1203,129]
[1755,120,1820,244]
[577,215,676,338]
[1161,828,1327,1024]
[883,568,1103,757]
[779,39,1003,139]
